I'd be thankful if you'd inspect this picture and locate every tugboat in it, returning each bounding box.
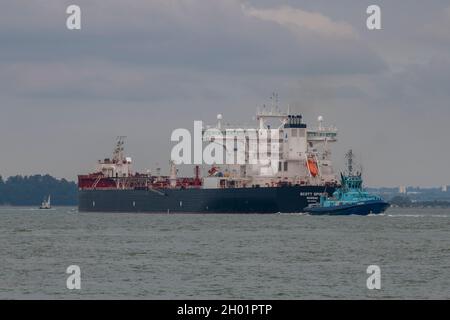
[39,195,52,210]
[304,150,389,215]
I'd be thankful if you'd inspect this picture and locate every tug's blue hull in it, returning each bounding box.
[303,199,390,216]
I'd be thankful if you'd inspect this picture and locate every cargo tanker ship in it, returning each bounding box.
[78,101,339,213]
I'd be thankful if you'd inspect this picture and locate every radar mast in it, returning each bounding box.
[113,136,127,163]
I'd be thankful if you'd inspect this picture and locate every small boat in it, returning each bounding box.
[39,195,52,209]
[304,150,389,216]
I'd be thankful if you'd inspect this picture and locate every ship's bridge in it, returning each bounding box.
[307,116,337,142]
[307,129,337,142]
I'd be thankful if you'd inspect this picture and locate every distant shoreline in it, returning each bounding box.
[0,174,77,206]
[391,202,450,208]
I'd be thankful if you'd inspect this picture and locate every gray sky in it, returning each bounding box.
[1,0,450,187]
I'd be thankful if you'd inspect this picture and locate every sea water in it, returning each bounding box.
[0,207,448,299]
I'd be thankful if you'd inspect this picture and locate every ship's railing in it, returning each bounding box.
[307,129,337,141]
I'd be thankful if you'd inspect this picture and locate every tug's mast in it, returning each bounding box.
[346,149,354,175]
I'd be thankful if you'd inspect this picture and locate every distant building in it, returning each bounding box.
[442,185,448,192]
[399,186,407,194]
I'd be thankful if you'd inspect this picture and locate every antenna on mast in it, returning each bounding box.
[275,92,279,109]
[270,92,279,110]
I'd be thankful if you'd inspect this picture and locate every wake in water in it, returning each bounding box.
[387,214,449,218]
[276,212,310,216]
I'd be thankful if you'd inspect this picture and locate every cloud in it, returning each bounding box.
[1,0,449,186]
[243,4,358,39]
[421,6,450,43]
[0,0,387,103]
[371,57,450,107]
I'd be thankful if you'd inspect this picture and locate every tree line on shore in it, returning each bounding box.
[0,174,77,206]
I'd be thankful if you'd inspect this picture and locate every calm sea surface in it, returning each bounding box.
[0,206,448,299]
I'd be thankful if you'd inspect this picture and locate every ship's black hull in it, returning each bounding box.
[78,186,335,213]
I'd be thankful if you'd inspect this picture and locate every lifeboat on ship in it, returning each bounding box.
[307,157,319,177]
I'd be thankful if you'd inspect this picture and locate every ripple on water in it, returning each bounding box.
[0,206,449,299]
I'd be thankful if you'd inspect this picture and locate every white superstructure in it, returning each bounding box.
[201,99,338,188]
[96,136,133,178]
